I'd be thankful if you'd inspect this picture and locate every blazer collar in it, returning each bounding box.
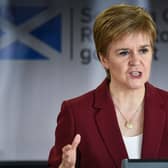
[94,79,166,165]
[141,83,166,158]
[94,78,127,167]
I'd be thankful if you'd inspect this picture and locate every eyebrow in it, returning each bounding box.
[115,45,151,52]
[139,44,151,48]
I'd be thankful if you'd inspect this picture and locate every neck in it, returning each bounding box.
[109,83,145,134]
[109,82,145,112]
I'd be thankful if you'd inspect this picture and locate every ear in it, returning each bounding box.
[99,53,109,69]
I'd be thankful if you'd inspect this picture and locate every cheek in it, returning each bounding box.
[144,60,152,77]
[145,59,152,70]
[109,63,124,74]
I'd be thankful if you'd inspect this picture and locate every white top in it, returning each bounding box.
[122,134,143,159]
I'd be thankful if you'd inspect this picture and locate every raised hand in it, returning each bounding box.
[59,134,81,168]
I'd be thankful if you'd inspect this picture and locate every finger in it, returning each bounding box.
[62,144,72,153]
[72,134,81,149]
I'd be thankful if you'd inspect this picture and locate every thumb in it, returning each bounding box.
[72,134,81,150]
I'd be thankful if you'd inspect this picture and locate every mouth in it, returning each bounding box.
[129,71,142,78]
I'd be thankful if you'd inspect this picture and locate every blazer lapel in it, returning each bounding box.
[93,80,166,163]
[141,83,166,158]
[94,79,127,166]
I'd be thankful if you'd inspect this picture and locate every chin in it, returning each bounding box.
[128,83,145,90]
[128,82,145,89]
[127,78,147,89]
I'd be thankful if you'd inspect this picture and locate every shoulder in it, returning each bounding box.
[58,89,96,121]
[63,78,109,108]
[146,82,168,99]
[64,88,96,107]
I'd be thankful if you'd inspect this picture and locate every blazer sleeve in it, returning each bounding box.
[48,101,76,168]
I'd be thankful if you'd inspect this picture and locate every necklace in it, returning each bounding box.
[114,102,143,129]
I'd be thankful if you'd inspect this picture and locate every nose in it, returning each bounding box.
[128,53,140,66]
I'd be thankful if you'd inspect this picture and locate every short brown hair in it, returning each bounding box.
[93,4,157,78]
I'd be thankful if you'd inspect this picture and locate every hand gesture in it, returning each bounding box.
[59,134,81,168]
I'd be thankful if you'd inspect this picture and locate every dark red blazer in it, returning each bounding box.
[48,79,168,168]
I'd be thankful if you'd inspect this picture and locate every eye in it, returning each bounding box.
[139,48,149,54]
[118,50,129,56]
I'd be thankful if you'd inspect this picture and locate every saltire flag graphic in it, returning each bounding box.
[0,3,62,60]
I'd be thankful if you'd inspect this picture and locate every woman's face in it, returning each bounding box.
[100,33,153,90]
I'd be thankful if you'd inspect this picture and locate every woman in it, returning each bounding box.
[48,4,168,168]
